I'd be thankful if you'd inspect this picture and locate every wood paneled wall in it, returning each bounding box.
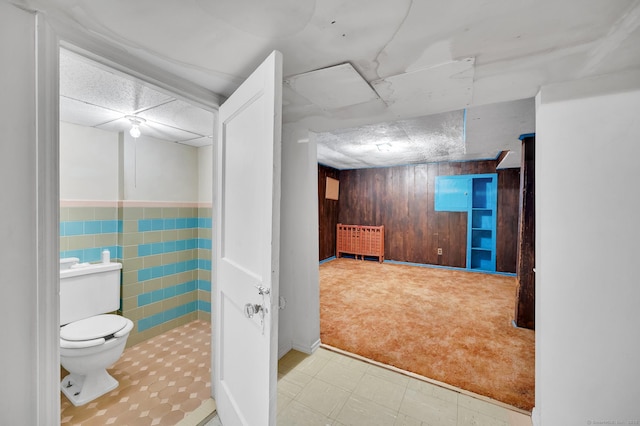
[515,136,535,328]
[321,160,521,272]
[318,164,340,260]
[497,168,521,273]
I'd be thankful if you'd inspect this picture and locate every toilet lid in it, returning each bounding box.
[61,314,128,341]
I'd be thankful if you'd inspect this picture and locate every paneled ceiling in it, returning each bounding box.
[60,49,214,147]
[60,48,534,167]
[40,0,639,166]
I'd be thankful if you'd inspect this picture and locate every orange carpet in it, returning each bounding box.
[319,258,534,411]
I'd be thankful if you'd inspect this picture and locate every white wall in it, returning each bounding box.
[198,145,213,204]
[61,123,204,203]
[123,133,199,202]
[0,5,38,424]
[535,71,640,425]
[0,3,59,423]
[60,122,120,200]
[278,124,321,356]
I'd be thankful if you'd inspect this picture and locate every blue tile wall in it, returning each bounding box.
[60,220,123,236]
[59,210,122,263]
[137,280,198,307]
[61,245,122,263]
[138,301,198,332]
[131,207,213,335]
[61,205,214,340]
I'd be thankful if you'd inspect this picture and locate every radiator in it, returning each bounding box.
[336,223,384,263]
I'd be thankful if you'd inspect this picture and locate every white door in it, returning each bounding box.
[213,51,283,426]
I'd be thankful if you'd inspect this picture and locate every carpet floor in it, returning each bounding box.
[319,258,535,411]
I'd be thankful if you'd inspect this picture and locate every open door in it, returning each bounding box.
[213,51,283,425]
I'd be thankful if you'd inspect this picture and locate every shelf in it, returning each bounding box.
[470,250,492,270]
[472,210,493,229]
[434,173,497,272]
[467,174,497,272]
[472,178,493,209]
[471,229,492,250]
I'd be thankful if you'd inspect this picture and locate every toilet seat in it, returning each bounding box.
[60,314,133,349]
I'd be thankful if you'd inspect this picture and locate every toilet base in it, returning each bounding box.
[60,370,118,406]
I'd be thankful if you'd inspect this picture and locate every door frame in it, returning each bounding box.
[32,8,222,423]
[35,8,323,424]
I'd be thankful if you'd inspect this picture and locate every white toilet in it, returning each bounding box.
[59,257,134,406]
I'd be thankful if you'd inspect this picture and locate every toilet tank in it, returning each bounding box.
[59,258,123,325]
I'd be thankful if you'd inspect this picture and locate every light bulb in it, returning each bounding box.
[125,115,146,139]
[130,125,141,138]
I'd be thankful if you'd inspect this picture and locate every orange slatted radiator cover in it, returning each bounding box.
[336,224,384,263]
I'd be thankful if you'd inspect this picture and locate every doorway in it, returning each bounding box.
[58,46,217,422]
[314,111,535,412]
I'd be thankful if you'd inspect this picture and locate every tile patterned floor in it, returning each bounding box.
[60,318,531,425]
[60,320,212,425]
[206,347,532,426]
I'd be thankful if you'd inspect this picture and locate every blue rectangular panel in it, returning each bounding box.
[138,268,152,282]
[435,176,470,212]
[198,280,211,292]
[138,244,152,257]
[84,221,102,234]
[138,219,153,232]
[164,286,176,298]
[101,220,118,233]
[199,300,211,313]
[65,222,84,236]
[84,248,101,262]
[151,219,164,231]
[138,293,152,307]
[164,218,176,230]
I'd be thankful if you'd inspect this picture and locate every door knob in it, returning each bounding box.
[255,285,270,296]
[244,303,267,319]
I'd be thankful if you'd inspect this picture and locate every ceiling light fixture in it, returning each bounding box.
[126,115,146,139]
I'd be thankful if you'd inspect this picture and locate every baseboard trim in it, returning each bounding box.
[278,342,293,359]
[319,256,336,264]
[292,338,321,355]
[383,259,517,277]
[531,406,540,426]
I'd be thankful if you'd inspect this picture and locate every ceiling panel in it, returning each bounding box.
[180,136,214,148]
[316,110,465,169]
[60,48,214,146]
[285,63,380,110]
[96,117,202,142]
[60,49,175,114]
[465,98,535,154]
[137,100,214,137]
[371,58,475,115]
[60,96,124,127]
